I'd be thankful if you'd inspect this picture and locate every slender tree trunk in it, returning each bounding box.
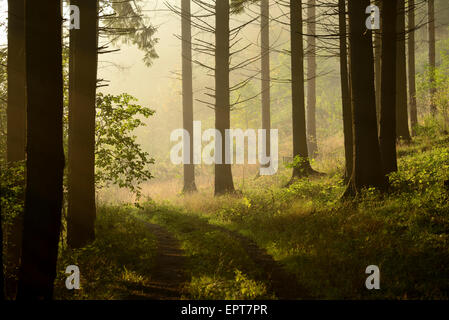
[7,0,26,164]
[67,0,98,248]
[261,0,271,168]
[290,0,314,179]
[375,38,381,129]
[374,0,382,130]
[338,0,353,182]
[408,0,418,135]
[428,0,436,114]
[17,0,64,299]
[396,0,411,141]
[1,193,3,301]
[214,0,234,195]
[306,0,317,157]
[345,0,386,195]
[181,0,197,193]
[379,0,398,175]
[5,0,26,299]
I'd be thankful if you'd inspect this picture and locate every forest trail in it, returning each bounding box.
[139,209,306,299]
[126,221,189,300]
[213,226,307,299]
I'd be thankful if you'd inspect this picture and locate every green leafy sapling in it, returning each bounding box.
[95,92,155,199]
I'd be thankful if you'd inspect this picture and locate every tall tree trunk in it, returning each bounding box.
[428,0,436,114]
[374,0,382,130]
[345,0,386,195]
[290,0,314,179]
[306,0,317,157]
[181,0,197,193]
[338,0,353,182]
[67,0,98,248]
[5,0,26,299]
[17,0,64,299]
[396,0,411,141]
[214,0,234,195]
[261,0,271,168]
[7,0,26,163]
[1,193,3,301]
[408,0,418,135]
[379,0,398,175]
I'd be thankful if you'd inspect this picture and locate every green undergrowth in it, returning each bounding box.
[53,128,449,300]
[54,206,157,299]
[158,129,449,299]
[135,206,274,300]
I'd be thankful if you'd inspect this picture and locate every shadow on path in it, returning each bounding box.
[126,220,190,300]
[133,209,307,299]
[214,226,309,299]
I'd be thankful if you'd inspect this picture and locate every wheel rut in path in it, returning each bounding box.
[215,226,308,299]
[128,216,305,299]
[126,220,189,300]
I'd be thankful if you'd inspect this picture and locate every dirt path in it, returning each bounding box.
[128,215,305,299]
[126,221,189,300]
[216,226,308,299]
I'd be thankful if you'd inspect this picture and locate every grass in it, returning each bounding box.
[53,206,157,299]
[53,202,273,300]
[135,205,274,299]
[141,128,449,299]
[53,127,449,300]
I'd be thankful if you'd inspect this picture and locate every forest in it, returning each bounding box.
[0,0,449,301]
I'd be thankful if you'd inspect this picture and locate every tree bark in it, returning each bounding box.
[379,0,398,175]
[408,0,418,135]
[306,0,317,157]
[7,0,26,164]
[17,0,65,299]
[396,0,411,141]
[0,191,3,301]
[181,0,197,193]
[67,0,98,248]
[290,0,314,179]
[214,0,235,195]
[428,0,436,115]
[338,0,353,182]
[345,0,386,195]
[261,0,271,168]
[374,0,382,130]
[5,0,26,299]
